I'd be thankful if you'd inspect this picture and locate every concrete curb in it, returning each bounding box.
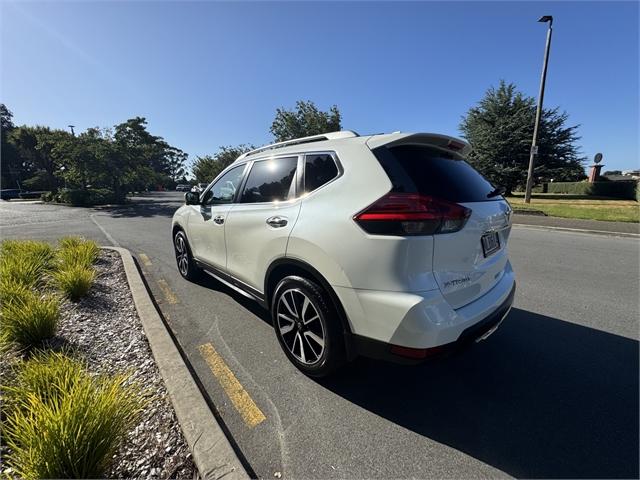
[513,223,640,238]
[103,246,249,480]
[511,208,547,216]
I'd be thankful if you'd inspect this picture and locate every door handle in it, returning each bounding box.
[213,215,225,225]
[266,216,288,228]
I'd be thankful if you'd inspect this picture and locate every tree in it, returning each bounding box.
[8,126,70,190]
[1,106,191,199]
[1,104,14,131]
[459,81,585,192]
[165,147,188,182]
[270,100,342,142]
[51,127,114,190]
[192,145,254,183]
[113,117,184,194]
[1,104,20,189]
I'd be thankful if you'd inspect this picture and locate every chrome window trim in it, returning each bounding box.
[199,149,343,207]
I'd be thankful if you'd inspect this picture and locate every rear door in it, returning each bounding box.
[224,155,302,293]
[373,142,512,309]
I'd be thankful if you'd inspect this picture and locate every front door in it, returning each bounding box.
[187,164,247,270]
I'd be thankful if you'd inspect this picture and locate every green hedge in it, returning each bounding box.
[42,189,123,206]
[546,181,638,200]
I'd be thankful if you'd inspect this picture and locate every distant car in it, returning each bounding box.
[171,130,515,377]
[0,189,45,200]
[1,189,22,200]
[175,184,191,192]
[19,190,47,199]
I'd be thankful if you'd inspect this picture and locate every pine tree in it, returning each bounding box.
[460,81,585,192]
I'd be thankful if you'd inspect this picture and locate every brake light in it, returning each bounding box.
[354,192,471,236]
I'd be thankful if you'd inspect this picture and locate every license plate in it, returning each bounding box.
[481,231,500,257]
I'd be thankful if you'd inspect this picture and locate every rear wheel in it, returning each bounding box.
[272,276,345,377]
[173,230,201,281]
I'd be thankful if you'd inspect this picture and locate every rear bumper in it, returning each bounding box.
[352,282,515,363]
[334,261,516,358]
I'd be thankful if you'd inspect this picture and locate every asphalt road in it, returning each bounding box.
[1,192,638,479]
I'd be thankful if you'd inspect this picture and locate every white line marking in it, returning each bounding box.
[89,213,120,246]
[513,223,639,238]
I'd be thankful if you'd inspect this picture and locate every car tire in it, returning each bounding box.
[272,276,346,377]
[173,230,201,281]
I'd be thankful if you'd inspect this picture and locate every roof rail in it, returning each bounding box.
[239,130,359,159]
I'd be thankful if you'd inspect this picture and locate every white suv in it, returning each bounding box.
[172,131,515,376]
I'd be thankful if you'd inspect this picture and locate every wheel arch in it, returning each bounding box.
[172,222,194,257]
[172,220,185,237]
[265,258,356,358]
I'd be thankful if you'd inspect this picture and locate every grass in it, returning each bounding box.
[0,288,60,349]
[0,240,55,261]
[0,237,98,349]
[52,264,96,301]
[3,351,144,480]
[0,238,145,479]
[0,240,54,287]
[57,236,86,250]
[56,237,99,269]
[508,195,639,223]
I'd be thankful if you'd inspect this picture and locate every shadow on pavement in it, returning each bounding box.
[319,308,639,479]
[183,266,639,478]
[95,194,182,219]
[194,271,273,325]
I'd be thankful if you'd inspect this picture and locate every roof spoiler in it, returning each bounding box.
[366,133,472,158]
[239,130,359,160]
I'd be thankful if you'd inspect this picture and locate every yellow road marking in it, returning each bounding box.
[139,253,152,267]
[157,278,179,305]
[198,343,266,428]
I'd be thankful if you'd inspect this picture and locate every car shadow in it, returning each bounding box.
[317,308,639,479]
[180,268,639,478]
[194,270,274,326]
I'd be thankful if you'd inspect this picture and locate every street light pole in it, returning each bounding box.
[524,15,553,204]
[68,125,75,136]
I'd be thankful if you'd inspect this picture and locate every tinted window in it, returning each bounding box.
[240,157,297,203]
[374,145,499,202]
[305,154,339,192]
[202,165,245,205]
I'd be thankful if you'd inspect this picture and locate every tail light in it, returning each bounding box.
[354,192,471,236]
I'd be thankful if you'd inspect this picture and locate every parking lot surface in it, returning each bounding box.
[2,193,637,479]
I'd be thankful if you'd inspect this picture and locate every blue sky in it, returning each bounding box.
[2,1,638,172]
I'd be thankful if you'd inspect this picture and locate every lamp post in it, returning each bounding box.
[524,15,553,204]
[68,125,75,136]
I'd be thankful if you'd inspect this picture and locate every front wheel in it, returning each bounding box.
[272,276,346,377]
[173,230,201,281]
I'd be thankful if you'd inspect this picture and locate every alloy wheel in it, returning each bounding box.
[276,288,326,365]
[175,234,189,276]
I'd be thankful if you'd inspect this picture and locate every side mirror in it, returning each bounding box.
[185,191,200,205]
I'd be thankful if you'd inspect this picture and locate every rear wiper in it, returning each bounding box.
[487,186,506,198]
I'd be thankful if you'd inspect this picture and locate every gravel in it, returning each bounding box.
[2,250,198,479]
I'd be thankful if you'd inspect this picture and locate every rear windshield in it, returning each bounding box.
[373,145,500,202]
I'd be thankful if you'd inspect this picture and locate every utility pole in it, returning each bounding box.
[524,15,553,204]
[66,124,86,188]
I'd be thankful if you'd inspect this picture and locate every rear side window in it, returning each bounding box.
[240,156,298,203]
[373,145,499,202]
[304,154,339,192]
